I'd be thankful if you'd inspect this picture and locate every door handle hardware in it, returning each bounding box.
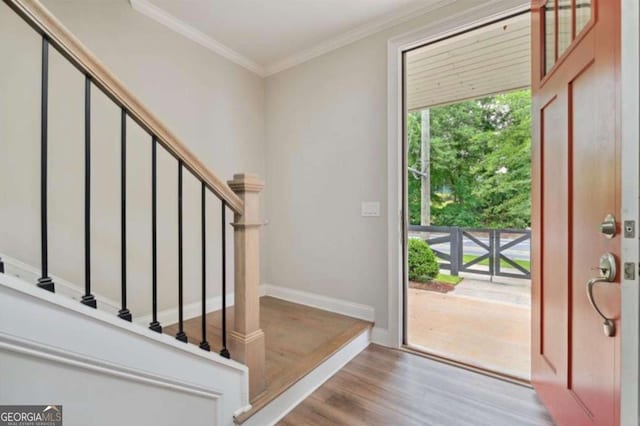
[599,214,616,239]
[586,253,617,337]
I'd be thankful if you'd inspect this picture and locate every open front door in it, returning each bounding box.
[531,1,621,425]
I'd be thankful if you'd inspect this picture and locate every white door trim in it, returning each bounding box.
[620,0,640,423]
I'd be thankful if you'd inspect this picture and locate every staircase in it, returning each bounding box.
[1,0,266,423]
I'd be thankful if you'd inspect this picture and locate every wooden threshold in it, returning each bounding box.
[402,343,532,388]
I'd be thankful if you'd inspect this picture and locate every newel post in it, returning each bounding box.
[227,173,266,400]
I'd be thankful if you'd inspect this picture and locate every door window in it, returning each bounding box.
[542,0,594,75]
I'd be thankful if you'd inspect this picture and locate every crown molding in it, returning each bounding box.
[129,0,266,76]
[129,0,458,78]
[263,0,457,76]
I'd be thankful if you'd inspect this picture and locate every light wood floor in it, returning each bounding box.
[407,288,531,380]
[164,296,372,421]
[279,344,552,426]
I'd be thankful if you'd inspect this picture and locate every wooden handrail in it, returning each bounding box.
[5,0,244,214]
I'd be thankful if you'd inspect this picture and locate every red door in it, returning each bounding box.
[531,1,621,425]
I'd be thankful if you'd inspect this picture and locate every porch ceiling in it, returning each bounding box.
[406,12,531,111]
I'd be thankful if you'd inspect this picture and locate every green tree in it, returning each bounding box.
[407,89,532,228]
[407,112,423,225]
[472,90,532,228]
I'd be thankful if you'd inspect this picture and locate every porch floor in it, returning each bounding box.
[164,296,372,421]
[407,286,531,380]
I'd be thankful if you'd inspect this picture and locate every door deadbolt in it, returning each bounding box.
[599,214,616,239]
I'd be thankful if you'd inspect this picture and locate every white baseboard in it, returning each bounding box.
[261,283,375,323]
[371,326,391,346]
[241,327,371,426]
[260,284,392,346]
[136,293,235,326]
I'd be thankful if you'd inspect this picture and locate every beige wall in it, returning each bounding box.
[0,0,266,318]
[264,0,494,329]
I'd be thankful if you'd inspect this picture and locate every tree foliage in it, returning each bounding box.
[408,89,532,228]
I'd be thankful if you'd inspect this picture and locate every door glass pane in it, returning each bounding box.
[544,0,556,74]
[557,0,572,56]
[575,0,592,35]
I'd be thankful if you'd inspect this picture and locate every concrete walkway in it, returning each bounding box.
[407,276,531,380]
[453,276,531,306]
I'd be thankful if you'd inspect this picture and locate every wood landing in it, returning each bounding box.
[164,296,372,422]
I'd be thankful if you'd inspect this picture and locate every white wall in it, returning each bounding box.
[0,273,249,426]
[264,0,500,331]
[0,0,266,321]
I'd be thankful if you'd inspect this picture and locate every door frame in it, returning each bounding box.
[385,0,639,421]
[620,0,639,423]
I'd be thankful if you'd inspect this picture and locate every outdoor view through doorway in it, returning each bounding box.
[404,12,532,381]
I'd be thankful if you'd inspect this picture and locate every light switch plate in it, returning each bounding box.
[361,201,380,217]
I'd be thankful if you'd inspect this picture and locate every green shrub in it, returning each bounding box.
[408,238,440,282]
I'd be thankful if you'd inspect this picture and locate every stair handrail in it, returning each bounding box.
[5,0,244,214]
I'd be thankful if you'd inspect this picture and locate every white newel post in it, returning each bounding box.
[227,173,266,401]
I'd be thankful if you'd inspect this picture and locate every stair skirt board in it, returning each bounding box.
[239,327,372,426]
[0,253,123,313]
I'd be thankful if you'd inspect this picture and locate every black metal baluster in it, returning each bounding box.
[175,161,188,343]
[220,200,230,359]
[37,36,54,293]
[118,109,132,321]
[149,137,162,333]
[199,182,210,351]
[81,77,97,308]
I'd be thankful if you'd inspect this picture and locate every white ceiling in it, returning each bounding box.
[131,0,449,76]
[406,12,530,111]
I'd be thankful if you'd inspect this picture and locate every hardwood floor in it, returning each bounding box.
[279,344,553,426]
[164,296,372,421]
